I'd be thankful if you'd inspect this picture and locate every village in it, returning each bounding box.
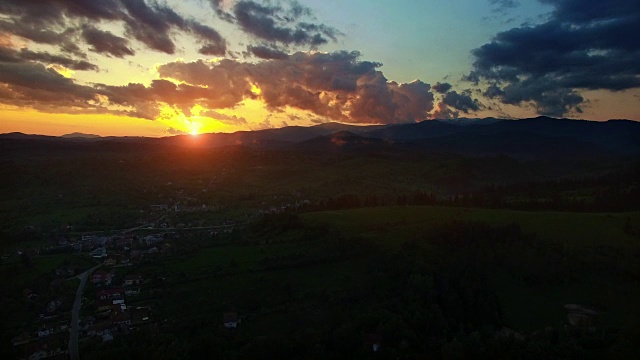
[6,196,250,360]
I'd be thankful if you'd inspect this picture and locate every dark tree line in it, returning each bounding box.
[304,162,640,213]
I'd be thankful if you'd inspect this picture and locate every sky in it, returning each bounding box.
[0,0,638,136]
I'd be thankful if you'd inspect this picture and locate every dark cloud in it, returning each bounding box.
[432,82,452,94]
[489,0,520,12]
[201,110,248,126]
[0,20,66,45]
[186,22,227,56]
[442,90,481,113]
[166,127,188,135]
[233,0,340,47]
[0,46,98,71]
[82,26,135,58]
[470,0,640,116]
[247,45,288,60]
[0,0,227,57]
[0,61,99,109]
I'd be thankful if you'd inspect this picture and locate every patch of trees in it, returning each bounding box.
[304,162,640,212]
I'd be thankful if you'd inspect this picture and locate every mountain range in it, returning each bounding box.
[2,117,639,159]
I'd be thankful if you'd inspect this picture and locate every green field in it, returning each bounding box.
[302,206,640,248]
[302,206,640,354]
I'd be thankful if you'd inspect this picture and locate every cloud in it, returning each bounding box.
[431,101,459,120]
[201,110,248,125]
[0,61,102,112]
[0,0,227,57]
[442,90,481,113]
[102,51,435,124]
[81,26,135,58]
[469,0,640,116]
[432,82,452,94]
[488,0,520,12]
[165,127,189,135]
[0,2,443,125]
[247,45,288,60]
[232,0,340,47]
[0,45,98,71]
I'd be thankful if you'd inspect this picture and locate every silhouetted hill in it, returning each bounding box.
[61,132,101,139]
[2,117,639,158]
[364,120,465,140]
[411,131,609,159]
[296,131,396,153]
[0,132,59,141]
[434,117,502,126]
[364,117,640,156]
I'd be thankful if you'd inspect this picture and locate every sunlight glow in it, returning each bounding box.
[154,103,241,135]
[250,83,262,96]
[48,64,75,78]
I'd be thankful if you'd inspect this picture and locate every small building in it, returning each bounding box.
[97,288,124,300]
[223,312,239,329]
[11,332,32,347]
[95,300,113,313]
[25,338,66,360]
[92,271,113,285]
[363,334,382,352]
[111,312,132,327]
[125,288,140,296]
[564,303,598,328]
[123,274,144,286]
[23,289,37,299]
[90,247,107,258]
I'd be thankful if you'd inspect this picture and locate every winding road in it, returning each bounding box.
[68,264,101,360]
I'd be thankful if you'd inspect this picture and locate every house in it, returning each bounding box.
[23,289,37,299]
[144,234,164,246]
[86,321,112,337]
[97,288,124,300]
[92,271,113,285]
[55,266,74,277]
[564,304,598,328]
[223,312,239,328]
[11,332,32,347]
[111,312,132,327]
[46,300,62,314]
[80,316,95,330]
[125,288,140,296]
[95,300,113,313]
[132,308,151,324]
[363,334,382,352]
[90,247,107,258]
[123,274,144,286]
[25,339,67,360]
[26,346,48,360]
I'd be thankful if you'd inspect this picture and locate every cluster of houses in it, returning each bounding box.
[83,271,151,342]
[12,268,75,360]
[16,336,67,360]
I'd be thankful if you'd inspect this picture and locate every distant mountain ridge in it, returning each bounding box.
[2,117,639,159]
[61,132,101,139]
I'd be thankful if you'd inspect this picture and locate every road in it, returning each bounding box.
[68,264,101,360]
